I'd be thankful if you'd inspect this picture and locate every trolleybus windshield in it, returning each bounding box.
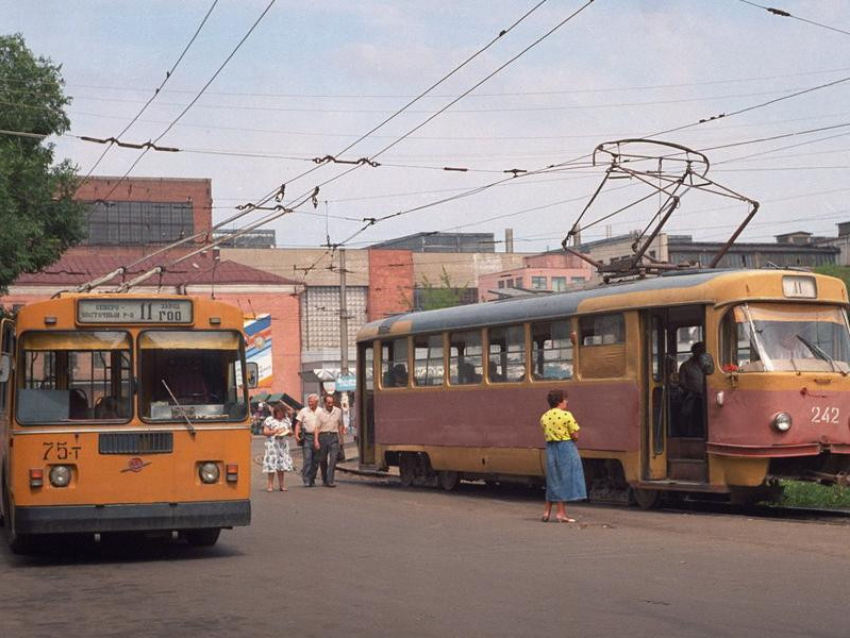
[17,331,132,424]
[724,303,850,373]
[138,330,248,422]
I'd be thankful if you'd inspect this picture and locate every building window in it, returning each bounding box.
[551,277,567,292]
[531,320,573,380]
[515,277,523,289]
[83,200,195,246]
[507,279,514,288]
[571,276,586,283]
[497,280,505,289]
[488,325,526,382]
[381,338,409,388]
[531,276,547,290]
[580,314,625,346]
[413,335,444,387]
[449,331,483,385]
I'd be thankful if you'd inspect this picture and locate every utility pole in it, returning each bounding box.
[339,248,349,376]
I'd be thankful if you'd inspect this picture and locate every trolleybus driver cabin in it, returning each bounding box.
[0,294,254,552]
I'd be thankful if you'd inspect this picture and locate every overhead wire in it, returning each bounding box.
[76,0,220,189]
[736,0,850,38]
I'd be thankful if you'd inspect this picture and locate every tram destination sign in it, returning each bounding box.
[77,299,193,324]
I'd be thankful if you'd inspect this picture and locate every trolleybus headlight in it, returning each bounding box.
[772,412,793,433]
[199,462,220,484]
[49,465,72,488]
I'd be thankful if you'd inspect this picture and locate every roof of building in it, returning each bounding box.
[13,252,298,287]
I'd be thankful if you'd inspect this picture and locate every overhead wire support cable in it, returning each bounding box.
[76,0,220,189]
[97,0,277,206]
[737,0,850,38]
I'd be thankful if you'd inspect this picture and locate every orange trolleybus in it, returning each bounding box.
[356,269,850,506]
[0,294,252,552]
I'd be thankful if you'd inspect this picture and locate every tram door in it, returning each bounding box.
[357,343,376,467]
[643,306,708,483]
[644,310,669,480]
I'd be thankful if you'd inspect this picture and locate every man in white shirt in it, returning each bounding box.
[294,394,321,487]
[310,394,346,487]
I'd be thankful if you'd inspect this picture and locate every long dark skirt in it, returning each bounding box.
[545,440,587,503]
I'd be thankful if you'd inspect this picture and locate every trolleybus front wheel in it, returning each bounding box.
[184,528,221,547]
[2,486,31,555]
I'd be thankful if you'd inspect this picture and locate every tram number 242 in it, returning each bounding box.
[811,406,840,424]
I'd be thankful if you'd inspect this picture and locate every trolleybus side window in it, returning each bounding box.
[449,330,483,385]
[0,320,13,414]
[381,338,409,388]
[531,320,573,381]
[139,330,248,421]
[17,331,132,424]
[413,334,444,387]
[488,325,526,383]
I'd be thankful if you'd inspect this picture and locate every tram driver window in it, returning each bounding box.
[488,325,526,383]
[449,330,483,385]
[381,338,409,388]
[531,320,573,380]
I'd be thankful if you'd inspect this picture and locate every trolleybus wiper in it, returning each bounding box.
[161,380,197,435]
[796,335,845,375]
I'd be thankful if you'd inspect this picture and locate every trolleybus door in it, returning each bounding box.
[644,310,669,480]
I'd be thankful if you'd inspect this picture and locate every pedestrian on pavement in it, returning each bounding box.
[310,394,346,487]
[295,394,321,487]
[540,388,586,523]
[262,404,294,492]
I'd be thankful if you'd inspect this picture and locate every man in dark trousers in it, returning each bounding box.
[310,394,346,487]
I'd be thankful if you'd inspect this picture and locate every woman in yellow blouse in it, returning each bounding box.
[540,389,587,522]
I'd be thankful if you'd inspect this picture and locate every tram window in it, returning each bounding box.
[363,343,374,391]
[449,330,483,385]
[139,331,247,421]
[17,331,132,424]
[488,325,526,383]
[381,338,409,388]
[413,334,444,387]
[676,326,703,365]
[580,314,624,346]
[531,320,573,380]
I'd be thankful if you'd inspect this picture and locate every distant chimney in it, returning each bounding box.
[505,228,514,253]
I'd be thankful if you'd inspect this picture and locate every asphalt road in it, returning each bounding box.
[1,437,848,638]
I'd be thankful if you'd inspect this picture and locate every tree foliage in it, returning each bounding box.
[0,33,84,294]
[409,266,473,311]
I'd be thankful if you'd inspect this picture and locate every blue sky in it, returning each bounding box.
[4,0,850,252]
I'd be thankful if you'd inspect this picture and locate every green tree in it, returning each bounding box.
[0,33,84,295]
[407,266,473,311]
[814,264,850,292]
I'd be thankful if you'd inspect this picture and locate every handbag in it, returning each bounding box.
[337,447,346,462]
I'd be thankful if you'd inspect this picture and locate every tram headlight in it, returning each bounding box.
[199,462,220,484]
[49,465,72,488]
[772,412,793,433]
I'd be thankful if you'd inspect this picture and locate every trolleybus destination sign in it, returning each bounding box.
[77,299,193,324]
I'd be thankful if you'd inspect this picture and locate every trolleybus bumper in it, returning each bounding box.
[13,499,251,535]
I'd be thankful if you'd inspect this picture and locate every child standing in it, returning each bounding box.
[262,404,294,491]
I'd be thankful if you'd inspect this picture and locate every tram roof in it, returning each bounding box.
[357,268,847,340]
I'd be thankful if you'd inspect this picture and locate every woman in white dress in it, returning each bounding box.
[262,404,294,491]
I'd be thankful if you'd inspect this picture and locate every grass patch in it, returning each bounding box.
[779,480,850,509]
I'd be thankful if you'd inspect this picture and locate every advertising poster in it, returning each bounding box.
[244,313,273,387]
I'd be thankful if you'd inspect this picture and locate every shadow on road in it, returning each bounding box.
[0,532,244,567]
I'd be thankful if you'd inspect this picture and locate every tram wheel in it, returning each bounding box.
[631,487,662,510]
[438,471,460,491]
[184,528,221,547]
[399,453,416,487]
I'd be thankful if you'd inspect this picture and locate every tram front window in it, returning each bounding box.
[139,331,248,421]
[17,331,132,424]
[722,303,850,373]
